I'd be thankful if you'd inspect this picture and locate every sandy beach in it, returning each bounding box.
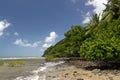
[45,60,120,80]
[0,58,120,80]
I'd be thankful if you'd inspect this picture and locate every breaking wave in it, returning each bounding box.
[14,61,65,80]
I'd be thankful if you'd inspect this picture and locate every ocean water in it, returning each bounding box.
[14,61,65,80]
[0,57,65,80]
[0,56,45,60]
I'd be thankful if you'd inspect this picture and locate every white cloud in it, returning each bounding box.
[85,0,108,19]
[41,31,58,51]
[40,49,44,52]
[45,32,58,43]
[14,39,41,48]
[0,20,11,36]
[82,12,91,24]
[32,41,41,47]
[14,32,19,36]
[14,31,58,54]
[82,0,108,24]
[42,43,52,48]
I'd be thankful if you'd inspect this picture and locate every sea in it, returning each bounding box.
[0,57,65,80]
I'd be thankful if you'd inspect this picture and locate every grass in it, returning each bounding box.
[0,61,4,66]
[7,60,26,67]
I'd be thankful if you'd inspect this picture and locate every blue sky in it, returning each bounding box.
[0,0,107,57]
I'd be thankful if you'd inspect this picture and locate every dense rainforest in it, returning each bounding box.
[43,0,120,61]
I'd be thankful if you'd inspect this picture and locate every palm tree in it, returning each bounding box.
[85,14,100,35]
[102,0,120,22]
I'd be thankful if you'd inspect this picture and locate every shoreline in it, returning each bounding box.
[0,58,120,80]
[0,57,45,60]
[0,58,45,80]
[45,60,120,80]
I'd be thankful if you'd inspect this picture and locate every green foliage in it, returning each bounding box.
[43,25,85,58]
[102,0,120,22]
[0,61,4,66]
[43,0,120,62]
[45,55,57,62]
[80,17,120,61]
[85,14,100,35]
[8,62,16,67]
[7,60,26,67]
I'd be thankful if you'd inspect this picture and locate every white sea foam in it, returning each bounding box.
[14,66,46,80]
[14,61,65,80]
[0,57,45,60]
[44,61,65,67]
[15,75,40,80]
[32,67,47,74]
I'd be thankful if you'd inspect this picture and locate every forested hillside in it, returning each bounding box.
[43,0,120,61]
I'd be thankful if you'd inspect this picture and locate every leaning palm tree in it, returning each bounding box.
[102,0,120,22]
[85,14,100,35]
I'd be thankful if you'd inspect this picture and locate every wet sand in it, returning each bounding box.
[0,59,45,80]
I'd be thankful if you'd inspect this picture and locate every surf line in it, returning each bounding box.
[14,61,65,80]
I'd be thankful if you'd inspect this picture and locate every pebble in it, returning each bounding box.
[65,73,69,78]
[77,78,84,80]
[108,77,113,80]
[98,72,102,76]
[73,71,78,76]
[92,69,101,74]
[52,76,56,78]
[112,70,119,75]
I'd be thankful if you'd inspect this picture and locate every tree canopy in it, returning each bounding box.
[43,0,120,61]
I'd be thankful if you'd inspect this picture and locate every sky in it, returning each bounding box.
[0,0,108,57]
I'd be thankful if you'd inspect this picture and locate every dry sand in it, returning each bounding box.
[45,61,120,80]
